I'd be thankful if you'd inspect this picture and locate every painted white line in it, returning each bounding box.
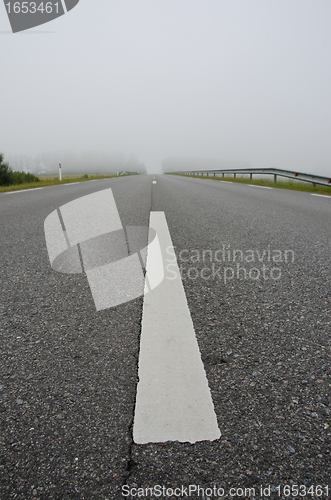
[133,212,221,444]
[5,190,28,194]
[218,181,232,184]
[64,182,80,185]
[311,194,331,198]
[248,184,273,189]
[5,187,44,193]
[152,181,157,184]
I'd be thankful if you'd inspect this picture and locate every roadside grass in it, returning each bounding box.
[174,174,331,196]
[0,174,119,193]
[38,174,91,180]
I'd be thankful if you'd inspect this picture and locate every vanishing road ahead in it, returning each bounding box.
[1,175,330,499]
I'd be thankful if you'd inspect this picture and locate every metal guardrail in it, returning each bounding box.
[173,168,331,187]
[119,171,140,176]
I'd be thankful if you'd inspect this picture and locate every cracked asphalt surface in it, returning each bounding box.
[0,174,330,499]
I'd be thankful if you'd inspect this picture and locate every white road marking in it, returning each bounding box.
[5,187,44,193]
[133,212,221,444]
[152,181,157,184]
[64,182,80,185]
[311,193,331,198]
[248,184,273,189]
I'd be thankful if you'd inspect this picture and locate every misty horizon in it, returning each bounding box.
[4,150,146,176]
[1,1,331,176]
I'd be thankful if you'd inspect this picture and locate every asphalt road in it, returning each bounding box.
[0,175,330,499]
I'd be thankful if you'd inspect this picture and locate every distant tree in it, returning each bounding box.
[0,152,39,186]
[0,152,12,185]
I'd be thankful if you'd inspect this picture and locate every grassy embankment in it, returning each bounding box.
[0,174,119,193]
[175,173,331,196]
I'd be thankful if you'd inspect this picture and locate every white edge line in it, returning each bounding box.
[311,194,331,198]
[5,187,44,194]
[188,177,233,184]
[248,184,273,189]
[3,178,105,194]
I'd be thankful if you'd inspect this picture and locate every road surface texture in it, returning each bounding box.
[0,175,330,499]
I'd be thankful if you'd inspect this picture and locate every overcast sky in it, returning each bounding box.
[1,0,331,175]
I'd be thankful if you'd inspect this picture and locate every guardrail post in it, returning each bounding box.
[214,173,215,177]
[250,173,252,181]
[222,173,224,178]
[312,182,316,188]
[274,174,277,184]
[234,173,236,179]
